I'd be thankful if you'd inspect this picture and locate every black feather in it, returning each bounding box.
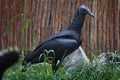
[0,47,19,80]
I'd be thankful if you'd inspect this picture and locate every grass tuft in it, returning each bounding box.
[2,52,120,80]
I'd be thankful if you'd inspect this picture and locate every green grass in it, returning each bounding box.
[2,55,120,80]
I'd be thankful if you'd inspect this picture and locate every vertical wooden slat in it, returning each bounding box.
[0,0,2,49]
[117,0,120,50]
[114,0,118,50]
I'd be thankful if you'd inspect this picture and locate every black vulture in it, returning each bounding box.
[22,5,94,73]
[0,47,19,80]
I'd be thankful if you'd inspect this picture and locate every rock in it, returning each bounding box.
[62,46,91,71]
[92,52,120,66]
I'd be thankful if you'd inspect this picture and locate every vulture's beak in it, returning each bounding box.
[89,12,94,17]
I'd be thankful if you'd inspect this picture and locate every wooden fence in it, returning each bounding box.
[0,0,120,56]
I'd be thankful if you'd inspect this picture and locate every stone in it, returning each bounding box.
[92,52,120,66]
[62,46,91,71]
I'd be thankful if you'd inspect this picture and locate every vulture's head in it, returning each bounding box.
[75,5,94,17]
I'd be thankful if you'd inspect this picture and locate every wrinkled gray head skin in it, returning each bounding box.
[78,5,94,17]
